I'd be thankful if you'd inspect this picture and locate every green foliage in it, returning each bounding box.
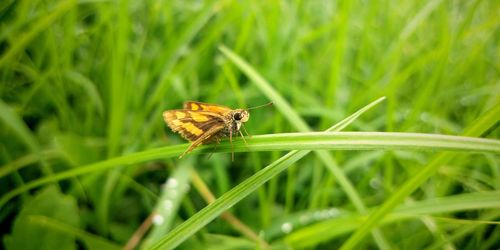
[4,187,79,250]
[1,0,499,249]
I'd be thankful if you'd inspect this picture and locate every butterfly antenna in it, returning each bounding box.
[246,102,273,110]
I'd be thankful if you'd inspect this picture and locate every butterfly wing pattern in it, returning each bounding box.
[183,101,232,113]
[163,101,267,159]
[163,102,232,158]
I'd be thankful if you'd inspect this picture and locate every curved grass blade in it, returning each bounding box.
[0,0,77,68]
[0,145,184,209]
[285,191,500,248]
[0,100,56,182]
[218,45,392,249]
[146,98,401,249]
[340,102,500,249]
[28,215,121,250]
[140,163,192,249]
[1,131,498,209]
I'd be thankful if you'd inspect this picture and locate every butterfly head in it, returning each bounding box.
[232,109,250,123]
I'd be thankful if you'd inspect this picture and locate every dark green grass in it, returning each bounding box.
[1,0,499,249]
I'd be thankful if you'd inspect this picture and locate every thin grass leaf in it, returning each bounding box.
[1,131,498,210]
[219,45,390,248]
[286,191,500,248]
[341,103,500,249]
[64,71,104,116]
[219,45,311,132]
[145,0,222,113]
[427,211,500,250]
[0,0,77,68]
[147,98,394,249]
[1,1,498,249]
[98,0,132,235]
[141,163,192,249]
[0,100,56,181]
[0,150,62,178]
[28,215,121,250]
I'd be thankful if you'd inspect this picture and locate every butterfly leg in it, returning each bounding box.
[179,142,201,159]
[179,125,224,159]
[207,137,220,159]
[242,124,252,138]
[238,130,248,146]
[229,129,234,161]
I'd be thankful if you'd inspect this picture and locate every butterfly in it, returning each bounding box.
[163,101,272,160]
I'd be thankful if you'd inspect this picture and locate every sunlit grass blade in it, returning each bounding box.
[150,150,309,250]
[147,98,398,249]
[285,191,500,248]
[219,45,311,132]
[427,211,500,250]
[341,103,500,249]
[1,1,498,249]
[2,131,498,210]
[219,44,386,249]
[0,145,184,210]
[140,163,192,249]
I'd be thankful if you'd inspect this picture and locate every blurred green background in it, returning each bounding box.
[1,0,499,249]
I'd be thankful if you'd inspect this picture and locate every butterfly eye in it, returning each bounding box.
[233,113,242,121]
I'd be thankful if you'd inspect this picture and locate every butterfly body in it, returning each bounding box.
[220,109,249,135]
[163,101,251,159]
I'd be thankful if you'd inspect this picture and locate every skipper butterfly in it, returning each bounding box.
[163,101,271,160]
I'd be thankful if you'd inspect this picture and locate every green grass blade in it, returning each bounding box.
[285,191,500,248]
[0,150,62,178]
[427,211,500,250]
[208,132,500,153]
[0,0,77,68]
[145,0,222,113]
[219,45,389,248]
[146,98,402,249]
[99,0,132,234]
[0,100,56,180]
[2,131,498,210]
[219,45,311,132]
[0,144,182,210]
[141,162,192,249]
[148,149,309,250]
[341,103,500,249]
[0,100,42,158]
[28,215,121,250]
[1,1,497,249]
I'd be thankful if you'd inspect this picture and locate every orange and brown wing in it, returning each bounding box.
[183,101,232,114]
[163,110,225,142]
[179,123,225,158]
